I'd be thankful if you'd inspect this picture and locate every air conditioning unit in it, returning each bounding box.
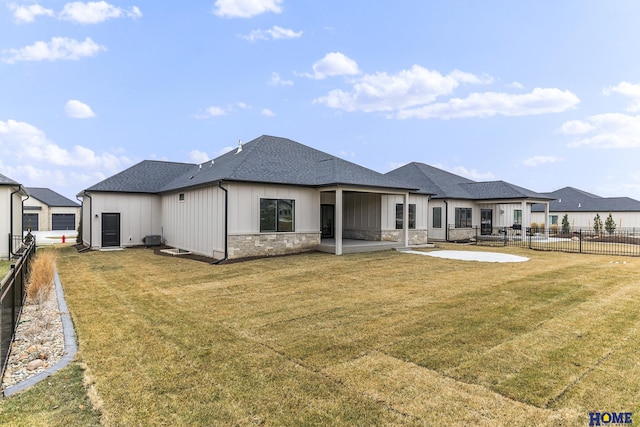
[144,235,162,247]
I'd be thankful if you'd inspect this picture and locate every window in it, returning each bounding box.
[514,209,522,225]
[178,193,185,201]
[550,215,558,225]
[432,207,442,228]
[395,204,416,229]
[260,199,295,232]
[455,208,472,228]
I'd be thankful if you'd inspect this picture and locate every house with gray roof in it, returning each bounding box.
[78,135,429,260]
[1,173,29,259]
[386,162,552,241]
[531,187,640,230]
[23,188,81,232]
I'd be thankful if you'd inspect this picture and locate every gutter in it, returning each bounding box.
[78,192,92,252]
[210,181,228,265]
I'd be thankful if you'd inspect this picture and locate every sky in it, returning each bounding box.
[2,1,640,202]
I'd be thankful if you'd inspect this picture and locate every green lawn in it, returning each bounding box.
[3,244,640,426]
[0,261,11,279]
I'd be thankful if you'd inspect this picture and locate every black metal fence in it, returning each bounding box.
[0,238,37,380]
[472,226,640,256]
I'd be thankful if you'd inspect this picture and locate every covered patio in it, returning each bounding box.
[316,238,409,254]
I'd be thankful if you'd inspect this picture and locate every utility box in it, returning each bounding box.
[144,235,162,247]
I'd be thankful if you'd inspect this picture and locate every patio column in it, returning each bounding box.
[521,200,527,229]
[335,188,343,255]
[403,192,409,247]
[544,201,550,238]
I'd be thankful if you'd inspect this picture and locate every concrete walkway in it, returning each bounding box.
[400,249,529,263]
[3,270,77,397]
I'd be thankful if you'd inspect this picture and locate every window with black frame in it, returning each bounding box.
[260,199,295,232]
[432,206,442,228]
[455,207,472,228]
[395,203,416,229]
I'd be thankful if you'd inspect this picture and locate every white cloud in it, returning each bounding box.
[449,165,495,181]
[301,52,360,80]
[59,1,142,24]
[9,4,54,23]
[396,88,580,119]
[213,0,282,18]
[0,119,129,185]
[2,37,106,63]
[268,72,293,86]
[522,156,562,167]
[315,65,489,113]
[196,106,227,118]
[261,109,276,117]
[564,113,640,148]
[603,81,640,112]
[65,100,96,118]
[560,119,595,135]
[189,149,210,163]
[508,81,524,89]
[241,25,302,41]
[195,102,251,119]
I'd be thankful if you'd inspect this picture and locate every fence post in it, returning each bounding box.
[579,230,582,254]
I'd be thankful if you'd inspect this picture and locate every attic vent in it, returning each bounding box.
[558,198,561,203]
[236,139,243,154]
[578,203,581,208]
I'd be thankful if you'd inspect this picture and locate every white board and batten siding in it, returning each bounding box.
[161,186,224,257]
[85,193,162,248]
[161,182,320,258]
[227,182,319,234]
[381,194,428,231]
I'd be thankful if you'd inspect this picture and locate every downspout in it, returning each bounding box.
[78,192,92,252]
[211,181,228,264]
[9,185,28,258]
[443,199,449,242]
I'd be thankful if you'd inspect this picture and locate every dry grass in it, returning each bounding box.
[26,250,56,306]
[50,244,640,426]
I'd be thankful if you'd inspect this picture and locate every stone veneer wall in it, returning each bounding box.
[227,232,321,259]
[447,228,475,241]
[345,229,429,245]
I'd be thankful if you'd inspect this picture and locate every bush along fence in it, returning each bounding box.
[0,237,37,382]
[471,226,640,256]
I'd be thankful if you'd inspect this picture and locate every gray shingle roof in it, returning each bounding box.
[531,187,640,212]
[386,162,551,200]
[26,187,80,207]
[0,173,20,186]
[84,136,417,194]
[83,160,195,193]
[385,163,471,197]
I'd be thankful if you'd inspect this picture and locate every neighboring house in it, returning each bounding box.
[531,187,640,230]
[386,163,552,241]
[1,173,29,260]
[23,187,81,232]
[78,135,429,260]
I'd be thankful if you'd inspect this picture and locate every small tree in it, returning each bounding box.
[605,212,616,235]
[593,213,603,235]
[561,214,570,235]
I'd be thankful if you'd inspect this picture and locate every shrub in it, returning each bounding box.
[594,214,603,235]
[561,214,570,234]
[550,224,559,235]
[27,251,56,306]
[605,212,616,234]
